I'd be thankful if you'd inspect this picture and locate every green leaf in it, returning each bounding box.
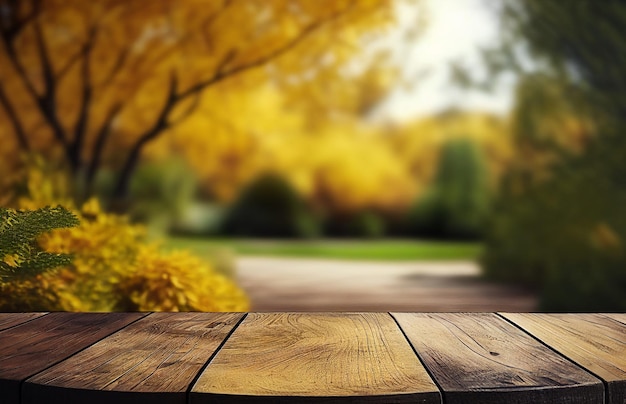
[0,206,79,281]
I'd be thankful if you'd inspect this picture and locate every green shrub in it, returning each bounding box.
[170,202,225,236]
[323,211,386,238]
[0,205,79,311]
[483,140,626,311]
[219,172,320,238]
[128,158,197,234]
[0,206,79,281]
[408,138,490,239]
[481,0,626,311]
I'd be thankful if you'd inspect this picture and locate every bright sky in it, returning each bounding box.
[373,0,517,122]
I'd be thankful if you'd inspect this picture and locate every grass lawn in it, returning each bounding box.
[164,237,483,261]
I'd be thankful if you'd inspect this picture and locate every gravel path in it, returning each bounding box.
[236,257,538,312]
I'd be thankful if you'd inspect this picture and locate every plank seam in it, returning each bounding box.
[185,312,248,404]
[601,314,626,326]
[389,312,445,404]
[0,313,49,333]
[495,313,609,404]
[19,312,151,403]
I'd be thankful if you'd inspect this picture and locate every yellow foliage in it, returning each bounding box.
[0,0,394,198]
[393,112,513,194]
[590,222,622,253]
[2,254,19,268]
[1,165,249,312]
[0,274,63,312]
[39,199,248,312]
[116,247,248,312]
[164,83,416,212]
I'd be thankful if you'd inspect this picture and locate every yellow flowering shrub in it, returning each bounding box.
[2,160,249,312]
[115,247,248,312]
[0,275,63,312]
[35,199,249,312]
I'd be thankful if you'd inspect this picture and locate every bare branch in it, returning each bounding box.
[99,45,129,87]
[32,18,54,96]
[141,71,178,139]
[201,0,233,52]
[85,101,122,191]
[0,81,29,150]
[70,26,98,170]
[0,32,40,101]
[169,92,201,127]
[55,47,84,82]
[0,0,41,43]
[111,6,352,200]
[178,8,346,101]
[0,5,69,153]
[112,72,178,200]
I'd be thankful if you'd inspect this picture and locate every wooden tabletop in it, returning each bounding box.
[0,312,624,404]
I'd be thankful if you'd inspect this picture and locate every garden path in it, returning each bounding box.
[235,257,537,312]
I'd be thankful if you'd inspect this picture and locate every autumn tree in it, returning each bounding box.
[0,0,392,207]
[147,70,410,210]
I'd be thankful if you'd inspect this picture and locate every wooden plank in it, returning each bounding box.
[603,313,626,325]
[0,312,47,331]
[0,312,144,404]
[191,313,440,403]
[502,313,626,404]
[393,313,603,404]
[23,312,244,404]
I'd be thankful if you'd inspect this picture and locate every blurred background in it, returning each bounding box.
[1,0,625,312]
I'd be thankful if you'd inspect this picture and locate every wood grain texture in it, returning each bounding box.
[0,312,47,331]
[393,313,602,404]
[23,312,244,404]
[191,313,440,403]
[0,312,144,404]
[502,313,626,404]
[603,313,626,325]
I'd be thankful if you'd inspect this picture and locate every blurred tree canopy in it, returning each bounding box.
[0,0,393,207]
[219,172,318,238]
[409,138,490,239]
[483,0,626,310]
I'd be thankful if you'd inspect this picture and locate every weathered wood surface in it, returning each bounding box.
[1,312,625,404]
[191,313,441,403]
[604,313,626,325]
[23,312,244,404]
[0,312,145,404]
[0,312,46,331]
[501,313,626,404]
[393,313,603,404]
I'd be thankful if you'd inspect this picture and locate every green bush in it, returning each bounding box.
[408,138,490,239]
[128,158,197,234]
[481,0,626,311]
[323,211,386,238]
[0,205,79,311]
[0,205,79,281]
[219,172,320,238]
[169,202,225,236]
[483,140,626,311]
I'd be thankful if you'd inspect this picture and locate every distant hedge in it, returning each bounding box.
[219,173,319,238]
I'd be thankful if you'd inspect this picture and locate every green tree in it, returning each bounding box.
[409,138,490,239]
[483,0,626,310]
[219,172,319,238]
